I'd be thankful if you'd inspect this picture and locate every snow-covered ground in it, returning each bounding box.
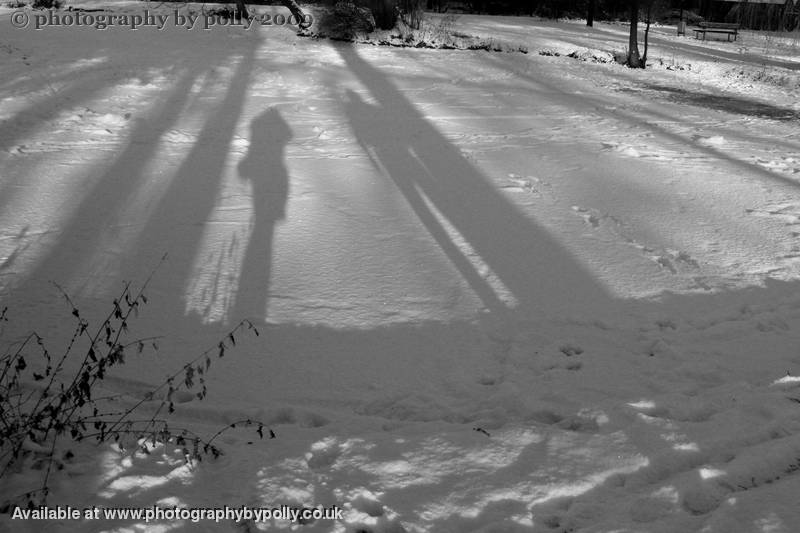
[1,3,800,531]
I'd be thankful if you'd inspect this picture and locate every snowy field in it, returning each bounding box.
[1,3,800,531]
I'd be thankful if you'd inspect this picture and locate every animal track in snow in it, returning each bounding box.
[570,205,700,275]
[651,250,700,274]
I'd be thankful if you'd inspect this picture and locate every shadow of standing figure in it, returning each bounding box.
[338,45,614,319]
[232,108,292,323]
[343,89,509,315]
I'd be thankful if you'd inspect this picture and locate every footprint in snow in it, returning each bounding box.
[651,250,699,274]
[560,344,584,357]
[655,255,677,274]
[572,205,601,228]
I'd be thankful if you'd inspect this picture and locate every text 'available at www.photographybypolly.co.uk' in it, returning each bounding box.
[11,504,344,524]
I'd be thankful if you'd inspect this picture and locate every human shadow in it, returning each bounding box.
[230,108,292,324]
[338,45,613,320]
[343,89,509,315]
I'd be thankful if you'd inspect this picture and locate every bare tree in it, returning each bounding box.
[629,0,666,68]
[642,0,653,64]
[626,0,645,67]
[234,0,311,28]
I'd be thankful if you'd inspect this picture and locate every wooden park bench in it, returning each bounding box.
[693,21,740,41]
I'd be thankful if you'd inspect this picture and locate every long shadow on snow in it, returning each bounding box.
[0,22,240,153]
[483,52,800,191]
[113,36,260,327]
[337,44,614,318]
[230,108,292,323]
[0,28,236,212]
[0,33,262,280]
[391,65,800,154]
[648,33,800,72]
[626,83,800,122]
[1,69,199,297]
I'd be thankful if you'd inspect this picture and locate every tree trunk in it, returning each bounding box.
[642,3,651,64]
[285,0,312,28]
[626,0,644,68]
[234,0,311,28]
[587,0,595,26]
[235,0,249,20]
